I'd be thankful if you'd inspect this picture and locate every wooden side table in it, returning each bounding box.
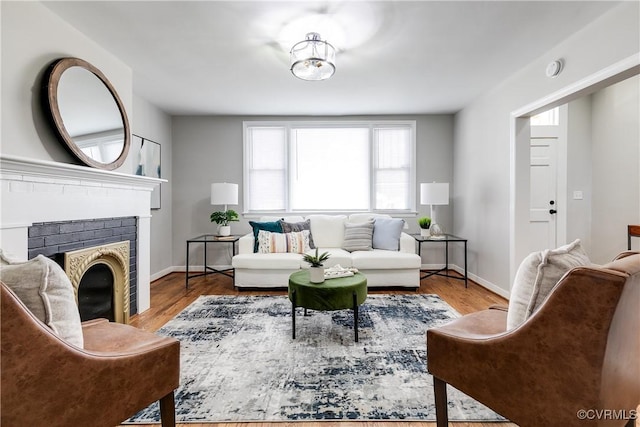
[412,234,468,288]
[288,270,367,342]
[185,234,241,289]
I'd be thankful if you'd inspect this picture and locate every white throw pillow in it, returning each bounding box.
[308,215,347,248]
[257,230,311,254]
[0,253,84,348]
[506,239,590,330]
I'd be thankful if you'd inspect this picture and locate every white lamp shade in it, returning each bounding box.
[420,182,449,206]
[211,183,238,206]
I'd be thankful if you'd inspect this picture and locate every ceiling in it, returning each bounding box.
[43,1,620,116]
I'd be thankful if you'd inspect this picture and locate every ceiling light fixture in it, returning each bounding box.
[290,32,336,81]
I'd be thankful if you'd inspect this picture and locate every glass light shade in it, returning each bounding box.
[211,183,238,206]
[290,32,336,81]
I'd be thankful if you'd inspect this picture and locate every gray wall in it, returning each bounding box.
[0,1,135,174]
[133,95,174,276]
[172,115,454,268]
[1,2,174,277]
[454,2,639,293]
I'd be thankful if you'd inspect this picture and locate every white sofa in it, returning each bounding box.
[232,214,421,289]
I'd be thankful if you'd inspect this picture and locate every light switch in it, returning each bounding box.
[573,191,583,200]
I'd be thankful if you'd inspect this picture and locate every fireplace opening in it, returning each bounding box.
[78,263,115,322]
[64,241,130,324]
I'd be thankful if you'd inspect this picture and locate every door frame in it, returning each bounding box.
[509,54,639,285]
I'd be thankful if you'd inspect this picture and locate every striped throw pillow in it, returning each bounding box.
[342,220,374,252]
[257,230,311,254]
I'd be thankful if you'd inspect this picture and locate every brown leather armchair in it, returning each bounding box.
[427,252,640,427]
[1,281,180,427]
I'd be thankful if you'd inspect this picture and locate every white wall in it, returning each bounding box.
[171,115,454,269]
[564,75,640,261]
[133,95,174,277]
[590,75,640,262]
[565,96,593,252]
[454,2,639,293]
[0,1,135,173]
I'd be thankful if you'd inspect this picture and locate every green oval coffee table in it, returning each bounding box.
[288,270,367,342]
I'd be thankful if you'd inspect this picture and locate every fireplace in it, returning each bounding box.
[0,155,161,315]
[64,241,130,324]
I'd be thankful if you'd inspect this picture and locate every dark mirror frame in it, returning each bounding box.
[42,57,130,171]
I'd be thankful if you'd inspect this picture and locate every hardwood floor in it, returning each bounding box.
[125,271,516,427]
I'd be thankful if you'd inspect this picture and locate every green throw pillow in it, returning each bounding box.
[249,221,283,253]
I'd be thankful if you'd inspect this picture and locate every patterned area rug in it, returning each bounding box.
[127,294,503,423]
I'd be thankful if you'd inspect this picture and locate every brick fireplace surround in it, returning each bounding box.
[0,154,163,314]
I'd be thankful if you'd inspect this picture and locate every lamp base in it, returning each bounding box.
[429,222,446,239]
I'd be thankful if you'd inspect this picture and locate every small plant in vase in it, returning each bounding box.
[418,216,431,237]
[302,248,330,284]
[210,209,239,236]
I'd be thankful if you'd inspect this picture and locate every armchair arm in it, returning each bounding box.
[427,266,629,426]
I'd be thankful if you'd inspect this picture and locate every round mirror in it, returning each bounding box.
[43,57,130,170]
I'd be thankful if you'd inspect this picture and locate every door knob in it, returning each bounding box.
[549,209,557,214]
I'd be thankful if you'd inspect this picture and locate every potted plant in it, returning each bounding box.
[418,216,431,237]
[210,209,239,236]
[302,248,330,283]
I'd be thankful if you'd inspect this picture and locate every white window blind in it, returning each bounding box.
[243,121,415,213]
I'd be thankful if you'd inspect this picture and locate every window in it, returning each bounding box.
[530,107,559,126]
[244,121,416,214]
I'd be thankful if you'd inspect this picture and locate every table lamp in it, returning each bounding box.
[420,182,449,239]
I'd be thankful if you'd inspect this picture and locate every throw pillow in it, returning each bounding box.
[257,230,311,254]
[249,221,283,253]
[506,239,591,330]
[307,215,347,248]
[372,218,405,251]
[279,219,316,249]
[342,220,374,252]
[0,254,84,348]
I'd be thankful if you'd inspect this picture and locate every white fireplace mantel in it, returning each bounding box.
[0,154,166,313]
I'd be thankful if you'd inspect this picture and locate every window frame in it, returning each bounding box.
[243,120,416,215]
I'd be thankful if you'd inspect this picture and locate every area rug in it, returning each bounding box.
[126,294,503,423]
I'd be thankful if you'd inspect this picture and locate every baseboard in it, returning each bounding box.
[150,265,233,282]
[152,263,510,299]
[421,263,510,300]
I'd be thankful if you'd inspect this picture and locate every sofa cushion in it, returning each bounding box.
[372,218,405,251]
[257,230,311,254]
[305,248,353,268]
[232,253,303,270]
[351,250,421,269]
[259,216,305,223]
[506,239,590,330]
[308,215,347,248]
[348,213,391,223]
[0,253,84,348]
[342,220,374,252]
[279,219,315,249]
[249,221,283,253]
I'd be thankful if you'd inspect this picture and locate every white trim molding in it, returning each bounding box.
[0,154,166,314]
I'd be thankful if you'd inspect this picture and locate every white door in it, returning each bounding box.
[529,125,559,251]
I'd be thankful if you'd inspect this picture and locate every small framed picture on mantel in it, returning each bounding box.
[133,134,161,210]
